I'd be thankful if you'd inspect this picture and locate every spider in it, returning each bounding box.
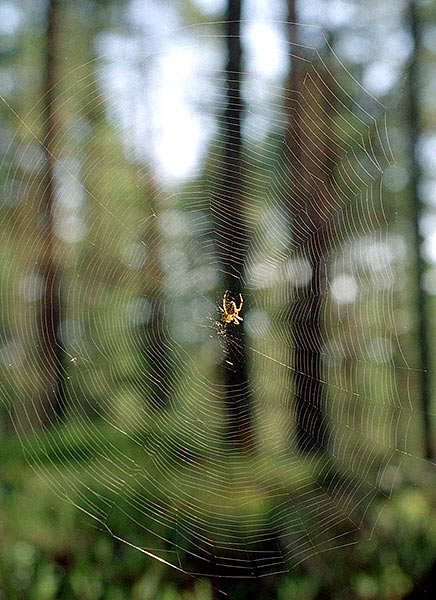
[219,291,243,325]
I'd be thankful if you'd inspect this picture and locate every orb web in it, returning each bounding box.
[0,18,429,583]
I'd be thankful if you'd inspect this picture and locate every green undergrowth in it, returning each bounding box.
[1,422,436,599]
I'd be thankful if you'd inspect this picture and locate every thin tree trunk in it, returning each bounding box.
[134,39,171,410]
[214,0,253,451]
[287,2,328,453]
[39,0,66,423]
[407,0,434,460]
[137,168,171,410]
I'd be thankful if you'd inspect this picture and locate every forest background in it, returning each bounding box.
[1,0,436,598]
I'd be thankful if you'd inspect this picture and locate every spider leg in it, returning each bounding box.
[222,291,230,312]
[237,294,243,311]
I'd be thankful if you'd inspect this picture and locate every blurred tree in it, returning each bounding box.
[38,0,67,423]
[407,0,434,459]
[134,38,175,411]
[135,164,173,410]
[72,1,173,413]
[213,0,253,451]
[286,1,329,453]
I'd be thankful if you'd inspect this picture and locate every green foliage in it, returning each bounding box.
[2,427,436,598]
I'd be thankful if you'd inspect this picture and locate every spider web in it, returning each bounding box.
[0,10,432,589]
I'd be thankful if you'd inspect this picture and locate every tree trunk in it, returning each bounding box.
[286,1,329,453]
[133,38,171,410]
[407,0,434,460]
[214,0,253,451]
[38,0,66,424]
[137,168,171,410]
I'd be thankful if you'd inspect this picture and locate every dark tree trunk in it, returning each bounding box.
[286,1,329,453]
[214,0,253,451]
[39,0,66,423]
[407,0,434,460]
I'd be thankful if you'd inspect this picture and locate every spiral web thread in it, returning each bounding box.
[0,20,430,581]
